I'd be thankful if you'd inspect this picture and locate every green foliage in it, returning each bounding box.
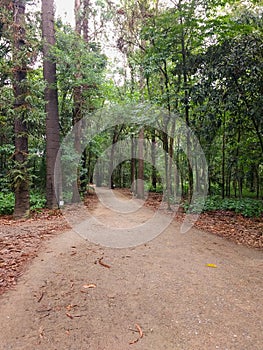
[0,191,46,215]
[1,0,263,216]
[147,183,163,193]
[0,192,15,215]
[185,196,263,217]
[30,191,46,211]
[54,23,107,135]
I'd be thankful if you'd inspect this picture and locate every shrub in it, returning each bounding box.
[0,192,15,215]
[147,183,163,193]
[30,192,46,210]
[0,191,46,215]
[185,196,263,217]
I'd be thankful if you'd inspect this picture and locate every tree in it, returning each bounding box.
[137,127,145,198]
[71,0,83,203]
[139,0,209,202]
[195,29,263,197]
[12,0,30,218]
[41,0,61,208]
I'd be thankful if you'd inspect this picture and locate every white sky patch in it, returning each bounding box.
[54,0,74,25]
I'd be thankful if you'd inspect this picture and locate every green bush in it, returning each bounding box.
[30,192,46,210]
[185,196,263,217]
[0,191,46,215]
[147,183,163,193]
[0,192,15,215]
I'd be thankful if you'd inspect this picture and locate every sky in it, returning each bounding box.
[54,0,74,25]
[52,0,125,84]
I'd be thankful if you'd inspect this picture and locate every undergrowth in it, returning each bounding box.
[0,191,46,215]
[185,196,263,217]
[0,190,262,218]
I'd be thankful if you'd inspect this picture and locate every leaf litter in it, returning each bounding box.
[129,323,143,345]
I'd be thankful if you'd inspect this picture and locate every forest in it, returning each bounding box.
[0,0,263,219]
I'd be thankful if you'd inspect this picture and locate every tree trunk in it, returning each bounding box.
[236,123,242,199]
[13,0,30,219]
[162,61,172,209]
[151,129,157,190]
[131,133,136,193]
[71,0,83,203]
[256,165,260,199]
[163,129,171,209]
[137,128,144,199]
[175,137,181,196]
[169,118,176,197]
[221,112,226,199]
[109,126,121,189]
[71,0,92,202]
[83,0,90,42]
[42,0,61,209]
[179,3,193,204]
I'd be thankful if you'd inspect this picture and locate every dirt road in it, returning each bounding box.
[0,189,262,349]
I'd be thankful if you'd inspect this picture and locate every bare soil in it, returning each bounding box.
[0,189,262,349]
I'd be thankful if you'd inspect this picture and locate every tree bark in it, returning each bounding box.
[221,112,226,199]
[109,126,122,189]
[137,128,144,199]
[151,129,157,190]
[131,133,136,193]
[71,0,92,202]
[42,0,61,208]
[179,1,193,204]
[83,0,90,42]
[13,0,30,219]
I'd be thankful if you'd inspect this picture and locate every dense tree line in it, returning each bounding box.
[0,0,262,218]
[109,0,263,203]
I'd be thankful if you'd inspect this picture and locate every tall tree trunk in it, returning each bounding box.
[256,165,260,199]
[151,129,157,190]
[13,0,30,219]
[71,0,92,202]
[137,127,144,199]
[175,138,181,196]
[83,0,90,42]
[109,126,123,189]
[160,60,171,209]
[163,128,171,209]
[236,122,242,199]
[179,3,193,204]
[42,0,61,208]
[71,0,83,203]
[221,112,226,199]
[131,133,136,193]
[169,118,176,196]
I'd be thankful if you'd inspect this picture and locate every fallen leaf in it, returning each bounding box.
[129,338,139,345]
[82,283,96,289]
[66,304,78,311]
[129,323,143,345]
[38,326,44,339]
[206,263,217,268]
[135,323,143,338]
[98,257,111,268]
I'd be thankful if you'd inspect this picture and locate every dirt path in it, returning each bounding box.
[0,189,262,349]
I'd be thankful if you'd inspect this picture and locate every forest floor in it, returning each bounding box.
[0,188,262,349]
